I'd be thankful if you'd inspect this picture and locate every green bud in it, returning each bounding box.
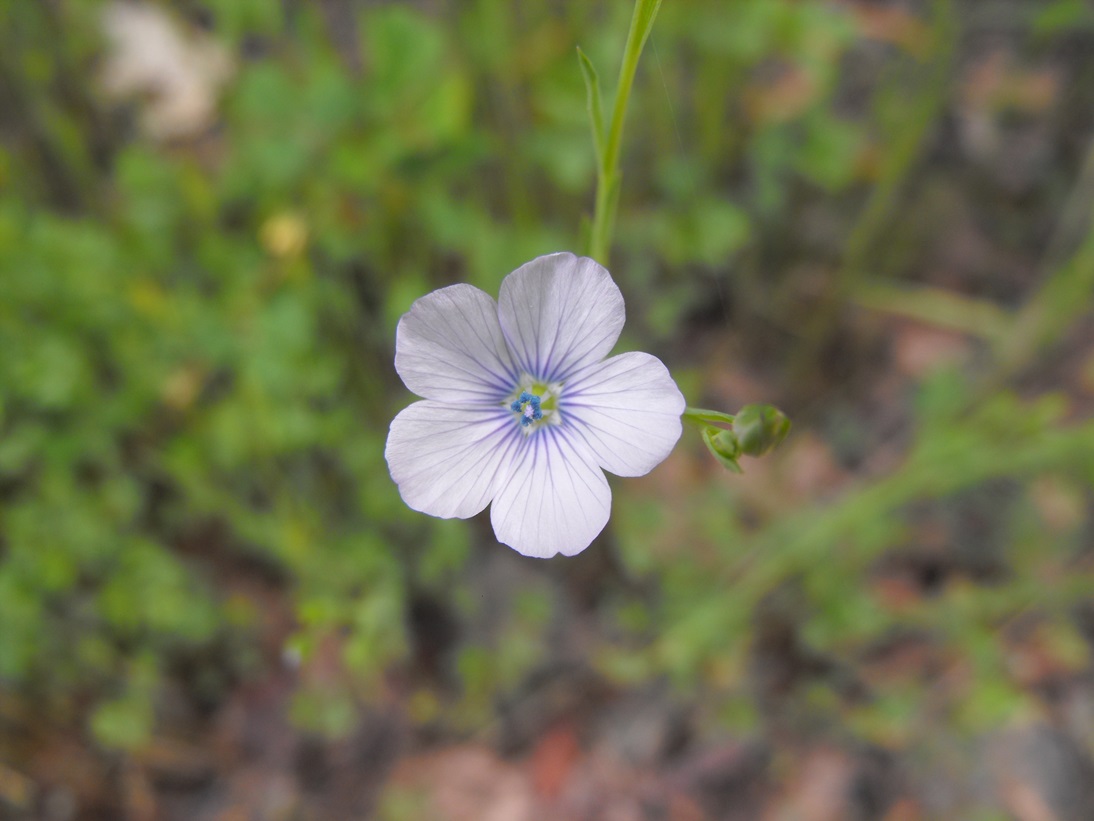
[702,426,743,473]
[732,404,791,457]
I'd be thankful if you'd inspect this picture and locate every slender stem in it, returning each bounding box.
[588,0,662,266]
[795,0,954,356]
[682,407,735,428]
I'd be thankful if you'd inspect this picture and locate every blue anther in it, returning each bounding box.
[510,391,543,427]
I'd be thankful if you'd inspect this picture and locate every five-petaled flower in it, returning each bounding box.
[384,252,685,558]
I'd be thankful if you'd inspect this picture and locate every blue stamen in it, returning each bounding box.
[510,391,543,427]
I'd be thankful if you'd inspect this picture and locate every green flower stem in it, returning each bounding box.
[682,407,735,428]
[588,0,663,266]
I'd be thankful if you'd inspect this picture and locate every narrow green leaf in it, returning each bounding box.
[854,283,1011,343]
[631,0,664,57]
[576,46,605,168]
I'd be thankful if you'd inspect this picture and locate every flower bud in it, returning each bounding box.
[733,404,791,457]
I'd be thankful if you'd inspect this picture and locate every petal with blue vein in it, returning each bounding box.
[562,351,685,477]
[395,284,518,403]
[497,253,625,383]
[490,426,610,558]
[386,401,520,519]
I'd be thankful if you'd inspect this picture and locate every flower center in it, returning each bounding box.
[510,391,542,427]
[506,377,563,433]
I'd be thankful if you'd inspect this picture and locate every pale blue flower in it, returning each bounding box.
[385,252,685,558]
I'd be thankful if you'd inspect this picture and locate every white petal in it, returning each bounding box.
[490,426,610,558]
[395,284,518,402]
[497,252,625,382]
[561,351,685,477]
[385,401,521,519]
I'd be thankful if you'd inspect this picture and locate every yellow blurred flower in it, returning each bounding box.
[260,212,309,259]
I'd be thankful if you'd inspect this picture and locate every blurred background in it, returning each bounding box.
[2,1,1094,819]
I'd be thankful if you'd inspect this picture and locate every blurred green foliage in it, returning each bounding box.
[0,2,1091,795]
